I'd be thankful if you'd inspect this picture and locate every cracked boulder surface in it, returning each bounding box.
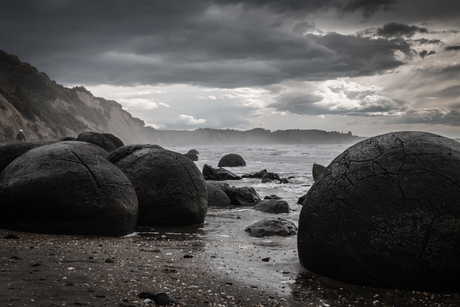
[107,144,208,226]
[0,141,138,236]
[0,142,42,174]
[297,131,460,292]
[77,132,124,152]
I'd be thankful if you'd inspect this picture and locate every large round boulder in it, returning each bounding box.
[0,142,42,174]
[77,132,124,152]
[0,141,138,236]
[218,153,246,167]
[298,131,460,292]
[107,144,207,226]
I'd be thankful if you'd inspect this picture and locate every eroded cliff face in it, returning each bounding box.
[0,50,365,147]
[0,50,156,144]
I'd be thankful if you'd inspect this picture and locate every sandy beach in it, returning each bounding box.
[2,223,460,307]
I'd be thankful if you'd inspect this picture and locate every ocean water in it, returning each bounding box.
[140,143,354,295]
[171,143,349,207]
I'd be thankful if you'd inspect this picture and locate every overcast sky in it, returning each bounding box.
[1,0,460,137]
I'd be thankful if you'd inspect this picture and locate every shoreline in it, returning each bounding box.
[2,227,460,307]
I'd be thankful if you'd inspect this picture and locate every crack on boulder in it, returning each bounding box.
[70,151,100,189]
[402,214,438,289]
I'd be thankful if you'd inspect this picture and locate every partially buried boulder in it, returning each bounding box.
[253,199,290,214]
[312,163,326,181]
[218,153,246,167]
[222,186,261,206]
[202,164,241,181]
[207,181,231,207]
[245,217,297,237]
[0,141,138,236]
[298,131,460,292]
[77,132,124,152]
[108,144,207,226]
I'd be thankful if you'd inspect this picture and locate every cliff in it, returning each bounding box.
[0,50,161,144]
[0,50,364,146]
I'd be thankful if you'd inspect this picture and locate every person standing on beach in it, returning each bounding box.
[16,129,26,142]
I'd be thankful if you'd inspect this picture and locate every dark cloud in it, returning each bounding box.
[342,0,399,18]
[438,85,460,100]
[0,0,414,88]
[388,109,460,126]
[214,0,399,17]
[445,45,460,51]
[413,38,443,45]
[377,22,428,38]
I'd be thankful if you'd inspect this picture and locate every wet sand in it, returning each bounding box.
[2,221,460,307]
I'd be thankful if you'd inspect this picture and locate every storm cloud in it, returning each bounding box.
[0,0,459,135]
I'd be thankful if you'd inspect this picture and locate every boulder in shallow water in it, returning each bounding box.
[312,163,326,181]
[207,181,231,207]
[184,153,199,161]
[298,131,460,292]
[108,144,207,226]
[0,141,138,236]
[245,217,297,237]
[218,153,246,167]
[253,199,290,214]
[202,164,241,181]
[222,186,261,206]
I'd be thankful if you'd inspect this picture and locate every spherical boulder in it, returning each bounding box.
[218,153,246,167]
[107,144,208,226]
[77,132,124,152]
[298,131,460,292]
[0,141,138,236]
[0,142,42,174]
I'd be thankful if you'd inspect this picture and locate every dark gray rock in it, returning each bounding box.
[108,144,207,226]
[0,142,42,174]
[253,199,290,214]
[222,186,261,206]
[297,193,307,205]
[245,217,297,237]
[262,172,280,181]
[77,132,124,152]
[0,141,137,236]
[202,164,242,181]
[298,131,460,292]
[187,149,199,155]
[312,163,326,181]
[264,194,282,200]
[184,153,199,161]
[207,181,231,207]
[218,153,246,167]
[242,169,267,178]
